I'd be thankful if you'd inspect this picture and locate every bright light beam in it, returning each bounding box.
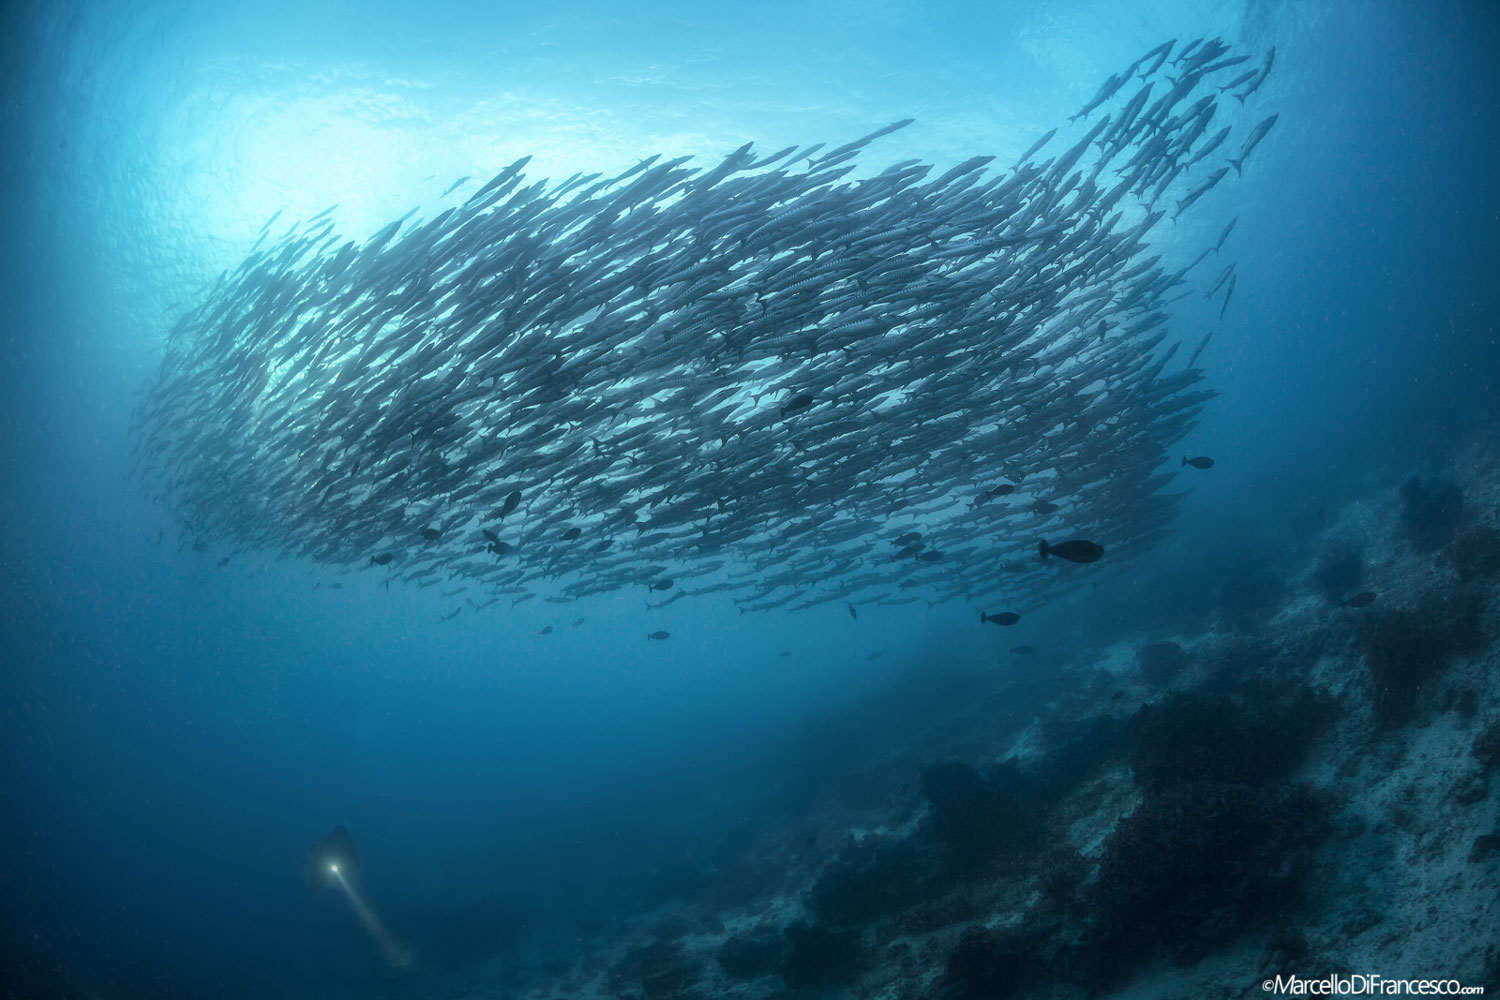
[330,866,415,969]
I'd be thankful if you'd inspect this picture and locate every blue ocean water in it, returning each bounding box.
[1,1,1497,997]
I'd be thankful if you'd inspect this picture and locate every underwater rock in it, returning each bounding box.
[1136,639,1190,685]
[1312,539,1366,601]
[1363,596,1487,729]
[606,939,701,1000]
[715,926,786,981]
[1128,689,1335,793]
[940,926,1043,1000]
[1467,832,1500,863]
[1080,780,1332,981]
[1473,717,1500,771]
[1450,525,1500,582]
[1399,475,1465,553]
[808,837,935,928]
[780,922,864,990]
[919,760,1042,869]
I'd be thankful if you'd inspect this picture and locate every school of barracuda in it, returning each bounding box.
[130,38,1276,617]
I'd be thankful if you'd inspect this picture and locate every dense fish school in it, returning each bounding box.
[131,38,1276,616]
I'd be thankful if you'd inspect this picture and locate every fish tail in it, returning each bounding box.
[1229,157,1243,176]
[979,611,987,624]
[1038,540,1049,561]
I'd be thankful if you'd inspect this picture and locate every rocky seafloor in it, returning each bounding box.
[458,422,1500,1000]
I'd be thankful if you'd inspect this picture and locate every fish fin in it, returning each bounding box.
[1229,157,1243,175]
[1038,540,1049,561]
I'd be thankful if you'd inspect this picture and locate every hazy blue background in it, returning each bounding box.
[1,0,1496,995]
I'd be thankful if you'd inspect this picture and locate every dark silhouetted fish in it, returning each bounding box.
[420,527,442,541]
[1182,455,1215,469]
[649,578,674,591]
[847,602,857,620]
[780,392,814,416]
[1229,114,1277,174]
[1039,539,1105,563]
[981,611,1021,626]
[647,630,671,640]
[371,553,394,565]
[539,625,553,635]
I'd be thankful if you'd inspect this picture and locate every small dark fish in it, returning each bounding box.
[420,527,442,541]
[216,556,230,568]
[498,490,522,519]
[572,617,585,626]
[918,550,944,562]
[778,650,792,658]
[1182,455,1215,469]
[981,611,1021,626]
[441,607,462,622]
[893,531,922,547]
[1039,539,1104,563]
[847,603,857,620]
[482,528,500,544]
[539,625,554,635]
[1010,645,1035,655]
[990,484,1016,497]
[560,526,582,541]
[593,539,613,553]
[371,553,395,565]
[649,578,674,591]
[1344,591,1378,608]
[647,630,671,640]
[440,175,471,198]
[780,392,814,416]
[488,541,515,556]
[1031,500,1060,515]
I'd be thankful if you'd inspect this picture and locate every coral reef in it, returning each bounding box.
[918,760,1043,870]
[1081,780,1332,977]
[500,423,1500,1000]
[1363,595,1487,728]
[808,837,934,928]
[1128,687,1336,792]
